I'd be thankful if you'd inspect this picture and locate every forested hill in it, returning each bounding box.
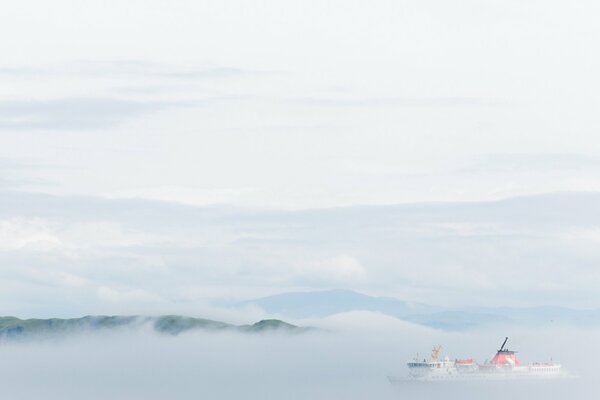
[0,315,311,340]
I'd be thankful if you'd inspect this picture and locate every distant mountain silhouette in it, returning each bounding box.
[239,289,440,319]
[240,289,600,330]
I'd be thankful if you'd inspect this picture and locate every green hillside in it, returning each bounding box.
[0,315,312,340]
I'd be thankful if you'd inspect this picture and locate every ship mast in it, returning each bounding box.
[499,337,509,352]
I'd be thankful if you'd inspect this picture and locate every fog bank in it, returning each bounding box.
[0,320,597,399]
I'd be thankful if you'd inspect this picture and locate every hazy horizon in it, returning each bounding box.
[2,189,600,319]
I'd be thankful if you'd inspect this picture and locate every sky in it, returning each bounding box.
[1,1,600,316]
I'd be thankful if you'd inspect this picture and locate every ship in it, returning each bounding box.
[389,337,571,384]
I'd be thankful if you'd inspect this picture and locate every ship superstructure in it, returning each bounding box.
[391,337,566,383]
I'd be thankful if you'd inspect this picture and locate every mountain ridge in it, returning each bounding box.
[239,289,600,330]
[0,315,313,340]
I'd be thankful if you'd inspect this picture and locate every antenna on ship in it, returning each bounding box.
[499,337,509,352]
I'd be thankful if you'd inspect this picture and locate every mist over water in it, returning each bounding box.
[0,316,596,400]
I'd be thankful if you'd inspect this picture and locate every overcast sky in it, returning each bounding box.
[2,0,600,207]
[1,1,600,316]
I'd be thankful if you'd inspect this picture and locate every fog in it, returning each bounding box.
[1,315,596,399]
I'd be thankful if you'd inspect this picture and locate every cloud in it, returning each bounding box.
[297,255,367,285]
[19,267,89,289]
[558,228,600,261]
[0,93,249,131]
[0,98,169,130]
[300,310,436,334]
[156,66,252,80]
[69,60,257,80]
[0,60,258,80]
[0,67,48,77]
[0,218,62,252]
[96,286,161,304]
[463,153,600,173]
[0,158,59,189]
[0,177,25,189]
[295,96,503,108]
[1,190,600,314]
[0,217,162,256]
